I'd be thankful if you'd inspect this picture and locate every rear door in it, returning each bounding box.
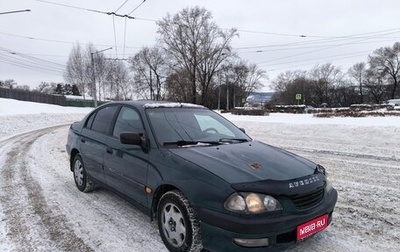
[80,105,119,183]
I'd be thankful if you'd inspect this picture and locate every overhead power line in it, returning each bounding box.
[0,9,31,15]
[256,29,400,65]
[233,27,400,39]
[36,0,155,21]
[128,0,146,15]
[0,31,143,50]
[234,28,400,51]
[115,0,130,13]
[0,47,65,75]
[262,50,372,69]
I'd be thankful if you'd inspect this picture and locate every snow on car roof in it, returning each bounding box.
[143,102,205,108]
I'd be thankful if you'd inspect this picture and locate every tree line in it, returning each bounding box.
[64,7,265,109]
[4,7,399,108]
[0,79,80,96]
[271,42,400,107]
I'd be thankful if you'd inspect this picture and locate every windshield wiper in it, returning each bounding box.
[164,138,248,147]
[163,140,223,147]
[164,140,198,147]
[218,138,249,143]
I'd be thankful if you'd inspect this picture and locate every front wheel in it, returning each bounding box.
[72,154,95,193]
[157,190,202,252]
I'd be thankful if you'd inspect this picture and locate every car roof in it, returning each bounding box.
[104,100,206,109]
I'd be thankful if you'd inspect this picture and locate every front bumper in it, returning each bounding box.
[197,189,338,252]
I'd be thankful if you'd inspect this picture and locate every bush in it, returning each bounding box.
[231,108,268,116]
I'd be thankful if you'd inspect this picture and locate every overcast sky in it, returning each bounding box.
[1,0,400,91]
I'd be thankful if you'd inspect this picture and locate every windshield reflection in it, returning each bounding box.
[146,108,251,147]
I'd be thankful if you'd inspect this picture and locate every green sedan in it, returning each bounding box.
[66,101,337,252]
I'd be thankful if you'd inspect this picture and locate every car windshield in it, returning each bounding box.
[146,107,251,147]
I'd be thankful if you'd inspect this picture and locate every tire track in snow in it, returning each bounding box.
[0,126,93,252]
[284,146,400,251]
[285,146,400,163]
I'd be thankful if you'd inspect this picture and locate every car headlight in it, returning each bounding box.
[316,164,326,175]
[316,164,333,193]
[224,193,283,214]
[326,176,333,193]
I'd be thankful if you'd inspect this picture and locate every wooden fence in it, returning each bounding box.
[0,88,66,106]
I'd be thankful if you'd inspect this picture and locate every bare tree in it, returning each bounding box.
[368,42,400,99]
[165,69,193,102]
[271,70,306,93]
[35,82,56,94]
[309,63,344,105]
[0,79,17,89]
[220,60,266,108]
[15,85,30,91]
[348,62,367,103]
[106,60,131,100]
[271,70,309,105]
[93,51,108,101]
[64,43,88,98]
[244,63,267,93]
[129,47,167,100]
[157,6,237,105]
[364,68,386,104]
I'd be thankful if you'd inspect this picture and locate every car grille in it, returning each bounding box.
[291,189,324,209]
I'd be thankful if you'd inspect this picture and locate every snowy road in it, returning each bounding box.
[0,125,166,252]
[235,121,400,252]
[1,114,399,251]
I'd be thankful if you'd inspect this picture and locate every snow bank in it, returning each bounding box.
[0,98,93,115]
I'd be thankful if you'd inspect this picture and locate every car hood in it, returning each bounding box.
[168,141,316,184]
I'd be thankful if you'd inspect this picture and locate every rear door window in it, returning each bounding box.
[90,106,119,135]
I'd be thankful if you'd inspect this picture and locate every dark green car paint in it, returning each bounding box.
[66,101,338,252]
[167,141,317,183]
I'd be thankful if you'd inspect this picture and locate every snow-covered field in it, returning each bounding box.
[0,98,399,252]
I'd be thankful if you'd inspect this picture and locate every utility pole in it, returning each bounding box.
[226,86,230,111]
[217,78,221,111]
[91,47,112,107]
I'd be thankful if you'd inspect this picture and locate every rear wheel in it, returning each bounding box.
[72,154,95,192]
[157,190,202,252]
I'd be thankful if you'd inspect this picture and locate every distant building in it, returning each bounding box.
[245,92,274,107]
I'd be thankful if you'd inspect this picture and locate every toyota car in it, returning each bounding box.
[66,101,337,252]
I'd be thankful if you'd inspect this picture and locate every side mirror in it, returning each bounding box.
[120,132,148,151]
[120,132,142,145]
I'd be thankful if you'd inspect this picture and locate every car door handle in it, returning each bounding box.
[80,138,86,143]
[106,147,113,154]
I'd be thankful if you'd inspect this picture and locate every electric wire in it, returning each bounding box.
[234,28,400,51]
[0,9,31,15]
[35,0,155,21]
[128,0,147,15]
[6,1,400,78]
[264,51,371,73]
[237,38,400,54]
[256,30,400,65]
[0,47,65,74]
[123,0,147,58]
[262,50,372,70]
[123,17,127,58]
[0,31,142,51]
[234,27,400,39]
[0,47,65,68]
[112,15,119,56]
[115,0,130,13]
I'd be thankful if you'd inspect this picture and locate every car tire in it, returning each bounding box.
[72,154,95,193]
[157,190,202,252]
